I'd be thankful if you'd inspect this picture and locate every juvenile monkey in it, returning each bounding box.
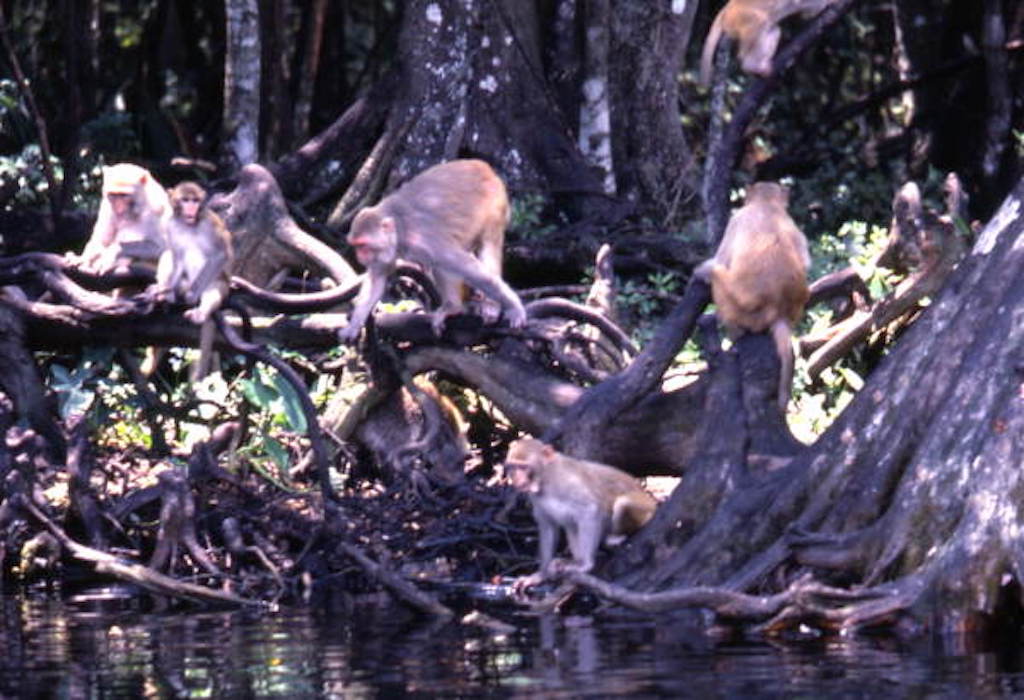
[699,0,835,86]
[504,437,657,591]
[77,163,172,274]
[695,181,810,408]
[340,159,527,342]
[148,181,234,379]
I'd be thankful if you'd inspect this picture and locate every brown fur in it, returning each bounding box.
[341,159,525,341]
[696,182,810,408]
[699,0,835,86]
[505,437,656,588]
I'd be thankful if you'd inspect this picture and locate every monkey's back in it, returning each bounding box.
[710,204,809,332]
[386,159,509,250]
[547,456,655,516]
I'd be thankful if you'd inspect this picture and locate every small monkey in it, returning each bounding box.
[504,437,657,591]
[695,181,810,408]
[699,0,835,86]
[148,181,233,379]
[340,159,527,342]
[77,163,172,274]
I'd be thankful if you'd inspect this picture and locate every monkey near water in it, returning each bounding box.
[504,437,657,591]
[695,181,810,409]
[78,163,171,274]
[340,159,527,341]
[149,181,234,379]
[699,0,835,86]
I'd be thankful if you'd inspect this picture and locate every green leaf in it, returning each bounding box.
[263,436,290,472]
[271,371,308,433]
[241,377,278,410]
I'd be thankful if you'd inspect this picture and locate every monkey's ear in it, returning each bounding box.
[379,217,396,234]
[540,444,556,462]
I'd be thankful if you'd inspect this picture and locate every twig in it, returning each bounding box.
[20,495,260,607]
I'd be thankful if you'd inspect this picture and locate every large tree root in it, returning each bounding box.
[569,568,934,636]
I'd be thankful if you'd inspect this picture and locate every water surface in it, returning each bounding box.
[1,589,1023,697]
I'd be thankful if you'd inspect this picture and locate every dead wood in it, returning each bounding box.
[210,163,356,287]
[0,303,65,460]
[804,177,968,380]
[17,482,259,607]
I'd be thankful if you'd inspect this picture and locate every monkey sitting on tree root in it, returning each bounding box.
[503,437,657,593]
[695,181,810,409]
[144,181,234,379]
[75,162,171,275]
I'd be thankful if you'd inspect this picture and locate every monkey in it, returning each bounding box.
[698,0,835,86]
[77,163,172,274]
[503,436,657,592]
[695,181,810,409]
[146,181,234,379]
[339,159,527,342]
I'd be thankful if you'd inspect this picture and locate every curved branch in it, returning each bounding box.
[526,297,637,356]
[217,313,338,503]
[704,0,862,242]
[550,277,710,455]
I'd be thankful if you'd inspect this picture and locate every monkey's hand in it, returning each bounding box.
[338,324,362,344]
[505,301,527,329]
[511,571,546,598]
[430,309,450,337]
[692,259,716,283]
[184,307,210,324]
[145,284,171,304]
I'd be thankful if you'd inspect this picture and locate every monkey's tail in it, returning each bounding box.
[699,11,726,87]
[770,318,795,410]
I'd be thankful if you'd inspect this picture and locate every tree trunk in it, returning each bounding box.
[578,0,615,194]
[263,0,293,158]
[327,0,616,230]
[222,0,261,168]
[291,0,328,148]
[607,0,698,227]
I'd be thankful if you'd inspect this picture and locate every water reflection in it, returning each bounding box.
[1,589,1024,697]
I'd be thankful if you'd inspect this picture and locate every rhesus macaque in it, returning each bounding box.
[503,437,657,591]
[695,181,810,408]
[699,0,835,86]
[77,163,172,274]
[148,181,234,379]
[339,159,527,342]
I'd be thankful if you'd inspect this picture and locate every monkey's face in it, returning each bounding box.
[504,461,539,494]
[504,439,547,494]
[175,194,202,226]
[350,237,382,267]
[107,192,135,219]
[349,210,397,267]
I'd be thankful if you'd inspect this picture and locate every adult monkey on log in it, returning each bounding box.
[340,159,527,342]
[504,437,657,593]
[75,163,171,274]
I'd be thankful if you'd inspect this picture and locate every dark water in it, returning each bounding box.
[2,588,1024,698]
